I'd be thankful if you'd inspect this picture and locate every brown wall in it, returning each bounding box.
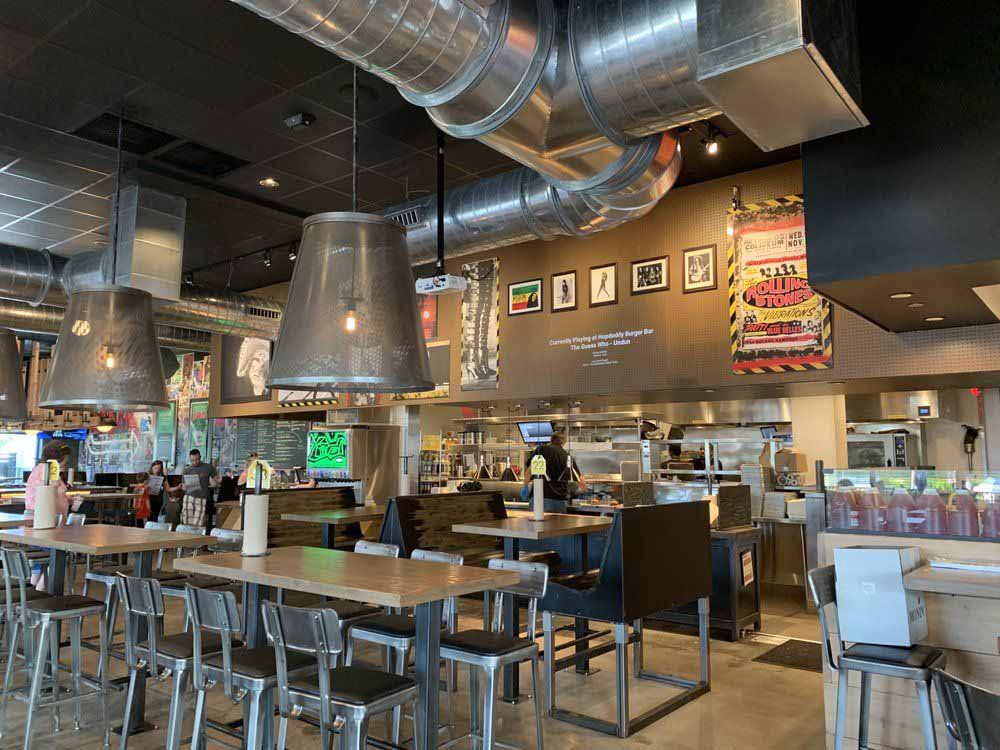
[214,159,1000,417]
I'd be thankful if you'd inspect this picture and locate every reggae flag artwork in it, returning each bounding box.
[728,194,833,374]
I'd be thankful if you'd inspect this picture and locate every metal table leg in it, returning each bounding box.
[414,599,443,750]
[502,537,521,703]
[242,582,275,750]
[574,534,595,676]
[322,523,336,550]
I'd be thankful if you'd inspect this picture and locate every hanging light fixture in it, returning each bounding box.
[267,67,433,394]
[0,329,27,423]
[39,108,167,412]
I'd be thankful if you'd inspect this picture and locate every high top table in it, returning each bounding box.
[0,524,209,735]
[453,512,613,702]
[0,512,26,528]
[281,506,385,549]
[174,545,519,750]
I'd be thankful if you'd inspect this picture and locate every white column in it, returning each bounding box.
[789,395,848,483]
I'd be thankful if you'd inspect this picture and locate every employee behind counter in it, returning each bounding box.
[523,431,588,512]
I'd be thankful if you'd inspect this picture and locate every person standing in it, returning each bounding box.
[180,448,218,529]
[143,460,168,524]
[523,431,587,512]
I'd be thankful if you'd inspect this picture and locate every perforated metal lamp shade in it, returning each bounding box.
[39,286,168,411]
[267,212,434,393]
[0,329,27,421]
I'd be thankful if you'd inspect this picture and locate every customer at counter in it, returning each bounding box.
[523,431,587,511]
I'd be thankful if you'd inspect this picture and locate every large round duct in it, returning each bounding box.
[40,287,168,412]
[267,213,434,393]
[0,329,27,422]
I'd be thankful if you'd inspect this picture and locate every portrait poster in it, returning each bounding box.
[589,263,617,307]
[188,399,210,455]
[508,278,542,315]
[220,335,271,404]
[631,256,669,295]
[728,194,832,374]
[460,257,500,391]
[551,271,577,312]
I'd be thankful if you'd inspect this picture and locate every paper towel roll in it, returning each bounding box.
[532,477,545,521]
[241,494,269,556]
[33,485,58,530]
[67,468,75,485]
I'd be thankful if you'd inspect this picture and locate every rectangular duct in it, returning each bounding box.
[696,0,868,151]
[111,185,186,302]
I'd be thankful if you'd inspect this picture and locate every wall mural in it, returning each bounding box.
[460,257,500,390]
[220,335,271,404]
[728,194,833,374]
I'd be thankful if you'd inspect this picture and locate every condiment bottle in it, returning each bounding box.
[948,489,980,537]
[829,489,857,529]
[886,488,914,533]
[858,489,884,531]
[915,488,948,535]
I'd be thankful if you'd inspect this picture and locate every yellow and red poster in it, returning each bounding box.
[728,194,832,374]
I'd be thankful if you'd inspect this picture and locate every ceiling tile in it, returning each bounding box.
[151,51,282,116]
[282,187,353,215]
[0,171,72,204]
[371,151,474,195]
[0,0,86,38]
[0,25,37,71]
[8,43,144,110]
[327,170,408,206]
[295,67,406,122]
[5,156,105,191]
[220,165,314,201]
[2,217,79,242]
[237,91,351,145]
[313,124,414,170]
[264,147,352,184]
[0,75,106,132]
[443,138,519,175]
[30,205,106,232]
[365,106,441,151]
[0,193,42,217]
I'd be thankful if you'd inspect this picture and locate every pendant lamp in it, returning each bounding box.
[39,285,167,411]
[266,212,434,393]
[0,329,27,422]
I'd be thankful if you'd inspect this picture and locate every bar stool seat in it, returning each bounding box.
[205,646,314,679]
[317,599,382,621]
[0,587,50,603]
[26,594,103,615]
[841,644,944,679]
[351,614,418,639]
[143,631,242,661]
[290,666,415,706]
[87,565,186,582]
[440,630,534,657]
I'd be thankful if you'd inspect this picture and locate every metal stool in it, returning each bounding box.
[263,600,417,750]
[0,547,110,749]
[810,565,946,750]
[346,549,462,745]
[440,559,548,750]
[934,667,998,748]
[115,574,234,750]
[185,584,316,750]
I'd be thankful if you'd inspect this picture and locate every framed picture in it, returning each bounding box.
[220,335,272,404]
[188,399,209,456]
[683,244,718,293]
[508,278,543,315]
[630,256,669,295]
[589,263,618,307]
[551,270,577,312]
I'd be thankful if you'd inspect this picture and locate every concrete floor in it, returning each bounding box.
[0,576,825,750]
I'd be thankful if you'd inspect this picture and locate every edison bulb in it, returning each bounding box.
[706,139,719,155]
[105,353,116,369]
[344,310,358,333]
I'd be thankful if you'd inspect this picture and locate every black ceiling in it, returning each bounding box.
[0,0,799,292]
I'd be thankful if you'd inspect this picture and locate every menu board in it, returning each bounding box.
[236,420,258,461]
[273,421,310,468]
[256,420,276,458]
[230,418,310,468]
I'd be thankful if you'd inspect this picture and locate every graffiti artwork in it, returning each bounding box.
[306,430,349,471]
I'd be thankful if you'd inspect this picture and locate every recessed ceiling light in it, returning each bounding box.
[889,292,913,299]
[259,176,280,189]
[704,389,716,393]
[907,302,925,308]
[925,316,945,322]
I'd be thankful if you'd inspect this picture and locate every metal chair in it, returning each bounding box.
[934,667,1000,748]
[809,565,946,750]
[0,547,110,749]
[115,574,232,750]
[440,559,548,750]
[185,584,315,750]
[346,549,463,745]
[207,528,243,553]
[263,600,417,750]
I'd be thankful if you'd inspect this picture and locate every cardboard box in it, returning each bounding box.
[774,448,809,474]
[834,546,928,646]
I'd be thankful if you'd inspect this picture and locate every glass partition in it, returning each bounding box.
[822,467,1000,539]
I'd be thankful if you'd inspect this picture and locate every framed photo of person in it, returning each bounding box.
[551,270,577,312]
[220,335,272,404]
[508,278,543,315]
[682,244,718,293]
[630,256,669,295]
[589,263,618,307]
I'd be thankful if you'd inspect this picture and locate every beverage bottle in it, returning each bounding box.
[981,496,1000,538]
[915,489,948,535]
[886,488,914,533]
[858,489,884,531]
[828,489,857,529]
[948,490,980,537]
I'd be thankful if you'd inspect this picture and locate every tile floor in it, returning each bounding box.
[0,577,825,750]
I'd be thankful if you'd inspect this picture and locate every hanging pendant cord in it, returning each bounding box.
[436,129,445,276]
[111,102,126,283]
[352,66,358,214]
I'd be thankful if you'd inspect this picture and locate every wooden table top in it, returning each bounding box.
[173,545,520,608]
[453,512,612,540]
[281,507,385,525]
[904,564,1000,600]
[0,512,25,528]
[0,524,209,555]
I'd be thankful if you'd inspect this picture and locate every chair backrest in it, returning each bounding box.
[176,523,203,535]
[807,565,843,673]
[0,547,32,627]
[210,528,242,542]
[412,549,464,625]
[65,512,86,526]
[934,669,1000,748]
[143,521,171,532]
[488,558,548,600]
[378,492,507,557]
[185,585,242,698]
[262,601,344,726]
[355,539,399,558]
[115,573,168,676]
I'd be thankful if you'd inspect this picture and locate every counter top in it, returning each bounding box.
[904,564,1000,600]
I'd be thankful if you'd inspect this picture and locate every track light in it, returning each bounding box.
[288,244,298,262]
[263,250,272,268]
[701,121,726,156]
[184,271,194,286]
